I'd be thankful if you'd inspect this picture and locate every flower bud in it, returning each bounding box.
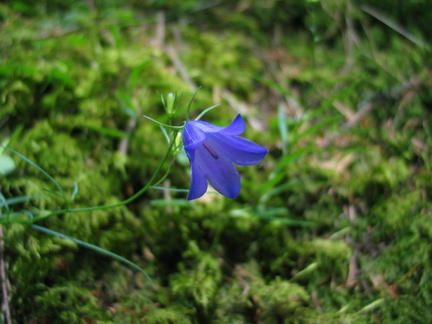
[164,92,176,117]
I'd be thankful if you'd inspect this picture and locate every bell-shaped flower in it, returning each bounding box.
[182,114,268,200]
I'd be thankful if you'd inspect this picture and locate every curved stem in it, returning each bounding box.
[13,132,179,224]
[142,115,184,130]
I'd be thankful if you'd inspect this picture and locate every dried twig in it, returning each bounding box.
[118,109,140,156]
[342,77,421,130]
[155,11,166,49]
[165,44,197,90]
[256,49,304,119]
[162,179,172,214]
[362,5,430,49]
[342,0,360,73]
[0,224,12,324]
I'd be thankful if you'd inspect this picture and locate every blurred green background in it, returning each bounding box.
[1,0,431,322]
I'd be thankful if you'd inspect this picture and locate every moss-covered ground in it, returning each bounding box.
[1,1,431,323]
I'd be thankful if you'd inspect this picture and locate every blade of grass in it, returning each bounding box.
[0,210,34,223]
[277,104,289,156]
[194,104,219,121]
[362,5,429,49]
[230,207,317,227]
[0,194,8,212]
[4,146,65,199]
[150,199,190,207]
[186,87,201,120]
[32,224,152,282]
[116,89,137,117]
[0,195,47,208]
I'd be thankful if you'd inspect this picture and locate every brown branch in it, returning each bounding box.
[0,224,12,324]
[362,5,430,49]
[342,0,360,74]
[155,11,166,49]
[342,77,421,130]
[118,110,139,156]
[165,44,197,90]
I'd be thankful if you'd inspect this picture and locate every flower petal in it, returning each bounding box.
[187,161,208,200]
[190,114,245,135]
[195,145,240,199]
[207,132,268,166]
[182,114,266,200]
[221,114,245,135]
[183,122,207,148]
[191,120,223,133]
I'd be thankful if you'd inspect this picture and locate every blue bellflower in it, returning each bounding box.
[182,114,268,200]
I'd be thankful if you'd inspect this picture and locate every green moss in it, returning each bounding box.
[253,278,311,323]
[16,122,84,178]
[34,284,107,323]
[309,239,351,279]
[1,0,430,322]
[372,190,422,237]
[170,241,222,315]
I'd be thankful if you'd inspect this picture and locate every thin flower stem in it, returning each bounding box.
[13,132,180,224]
[142,115,184,130]
[152,159,176,188]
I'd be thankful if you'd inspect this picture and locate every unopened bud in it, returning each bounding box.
[165,92,176,116]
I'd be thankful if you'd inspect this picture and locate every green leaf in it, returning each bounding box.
[5,147,65,198]
[32,225,152,282]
